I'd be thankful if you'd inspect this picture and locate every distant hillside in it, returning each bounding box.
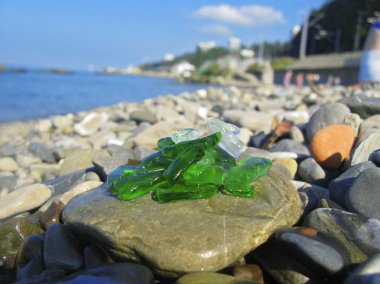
[141,47,229,70]
[288,0,380,56]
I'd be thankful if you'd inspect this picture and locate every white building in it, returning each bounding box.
[197,41,216,52]
[229,37,241,52]
[164,53,175,62]
[171,61,195,78]
[240,49,255,58]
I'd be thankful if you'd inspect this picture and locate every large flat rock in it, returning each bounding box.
[62,169,301,277]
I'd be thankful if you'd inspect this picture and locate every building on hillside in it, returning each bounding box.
[241,49,255,58]
[171,61,195,78]
[228,37,241,52]
[287,52,361,85]
[197,41,216,52]
[164,53,175,62]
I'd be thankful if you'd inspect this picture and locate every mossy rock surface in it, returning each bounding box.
[63,168,302,277]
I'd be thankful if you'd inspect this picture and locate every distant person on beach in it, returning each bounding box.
[306,73,320,88]
[295,73,304,89]
[283,70,293,88]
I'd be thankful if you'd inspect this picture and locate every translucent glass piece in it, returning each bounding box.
[207,118,246,159]
[171,128,200,144]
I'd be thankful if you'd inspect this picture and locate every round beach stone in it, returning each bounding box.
[350,134,380,166]
[311,124,356,170]
[273,227,349,277]
[298,158,327,186]
[63,169,302,277]
[344,253,380,284]
[346,167,380,220]
[0,157,19,172]
[0,183,52,221]
[303,208,380,264]
[329,161,376,207]
[306,103,351,142]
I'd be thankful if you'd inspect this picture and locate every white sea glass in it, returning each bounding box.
[207,118,246,158]
[171,128,200,144]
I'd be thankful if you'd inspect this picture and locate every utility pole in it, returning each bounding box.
[299,11,309,59]
[258,41,265,63]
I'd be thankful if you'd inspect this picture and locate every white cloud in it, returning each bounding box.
[199,24,231,36]
[193,4,285,27]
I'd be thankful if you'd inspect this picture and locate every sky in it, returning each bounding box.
[0,0,326,70]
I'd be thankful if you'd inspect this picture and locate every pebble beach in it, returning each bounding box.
[1,83,380,283]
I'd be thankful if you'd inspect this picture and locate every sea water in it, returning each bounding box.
[0,71,212,122]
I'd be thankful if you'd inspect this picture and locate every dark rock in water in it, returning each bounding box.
[339,95,380,119]
[306,103,351,142]
[303,208,380,264]
[250,237,319,284]
[274,227,349,277]
[43,169,91,196]
[0,216,43,275]
[52,263,154,284]
[269,139,310,158]
[344,253,380,284]
[62,169,302,277]
[130,109,157,124]
[28,142,57,164]
[83,245,113,269]
[16,234,44,281]
[329,161,376,207]
[346,167,380,220]
[44,223,83,272]
[298,158,327,186]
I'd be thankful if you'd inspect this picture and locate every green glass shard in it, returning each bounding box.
[183,164,226,186]
[152,183,218,203]
[157,137,175,150]
[224,157,271,193]
[107,165,140,193]
[162,132,222,158]
[163,146,205,182]
[114,169,165,201]
[141,151,173,171]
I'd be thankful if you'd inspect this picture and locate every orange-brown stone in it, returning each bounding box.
[311,124,356,170]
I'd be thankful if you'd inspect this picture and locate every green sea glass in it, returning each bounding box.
[162,132,222,158]
[163,146,205,182]
[113,169,165,201]
[141,151,173,171]
[157,137,175,150]
[152,183,219,203]
[108,127,272,203]
[223,157,272,197]
[183,164,226,186]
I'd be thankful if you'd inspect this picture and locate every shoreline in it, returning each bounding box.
[1,83,380,283]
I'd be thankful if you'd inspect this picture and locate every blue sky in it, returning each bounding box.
[0,0,326,70]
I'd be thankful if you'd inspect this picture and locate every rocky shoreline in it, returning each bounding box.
[1,84,380,283]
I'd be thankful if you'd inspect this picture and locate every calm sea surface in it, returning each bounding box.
[0,71,213,123]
